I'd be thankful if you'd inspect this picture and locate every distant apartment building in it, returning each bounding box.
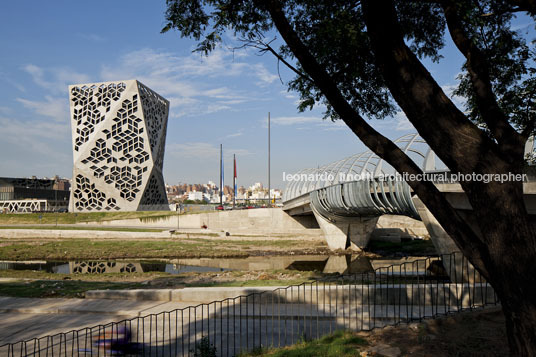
[270,189,282,200]
[164,181,280,205]
[187,191,210,202]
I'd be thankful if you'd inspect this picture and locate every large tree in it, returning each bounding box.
[162,0,536,354]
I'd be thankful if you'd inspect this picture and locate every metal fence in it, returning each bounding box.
[0,252,499,356]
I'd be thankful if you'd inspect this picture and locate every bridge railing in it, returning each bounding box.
[0,252,498,356]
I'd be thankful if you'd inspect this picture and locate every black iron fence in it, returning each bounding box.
[0,252,499,356]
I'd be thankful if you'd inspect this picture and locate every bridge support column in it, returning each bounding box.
[312,211,378,251]
[412,197,481,283]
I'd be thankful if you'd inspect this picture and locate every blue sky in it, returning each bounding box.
[0,1,533,188]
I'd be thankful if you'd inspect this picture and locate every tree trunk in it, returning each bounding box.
[502,300,536,356]
[358,1,536,354]
[466,179,536,356]
[264,0,536,353]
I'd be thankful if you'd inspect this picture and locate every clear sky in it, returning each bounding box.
[0,1,533,189]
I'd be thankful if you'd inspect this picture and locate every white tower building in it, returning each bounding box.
[69,80,169,212]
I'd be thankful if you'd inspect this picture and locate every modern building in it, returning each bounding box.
[69,80,170,212]
[187,191,210,202]
[0,177,69,213]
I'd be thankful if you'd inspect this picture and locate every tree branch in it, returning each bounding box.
[258,41,313,82]
[521,116,535,139]
[506,0,536,15]
[232,37,313,83]
[441,0,524,154]
[263,0,490,278]
[361,0,513,172]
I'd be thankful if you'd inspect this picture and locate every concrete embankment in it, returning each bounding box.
[85,284,496,307]
[80,208,324,237]
[74,208,428,241]
[0,229,173,239]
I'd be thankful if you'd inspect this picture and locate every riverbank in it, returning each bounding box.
[239,307,507,356]
[0,269,323,298]
[0,235,330,260]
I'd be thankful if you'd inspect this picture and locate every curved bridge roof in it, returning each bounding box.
[283,133,441,202]
[283,133,535,220]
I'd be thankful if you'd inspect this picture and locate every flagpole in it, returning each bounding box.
[233,154,237,208]
[268,112,271,206]
[220,144,223,206]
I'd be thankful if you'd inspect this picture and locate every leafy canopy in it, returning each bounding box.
[162,0,536,131]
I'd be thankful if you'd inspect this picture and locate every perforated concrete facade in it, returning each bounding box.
[69,80,169,212]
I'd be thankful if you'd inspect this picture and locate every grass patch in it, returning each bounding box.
[0,226,164,232]
[0,211,176,225]
[367,239,436,256]
[0,236,325,260]
[0,239,256,260]
[0,269,324,297]
[0,269,169,282]
[240,330,367,356]
[0,280,144,298]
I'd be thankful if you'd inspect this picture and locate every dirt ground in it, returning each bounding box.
[142,270,323,287]
[357,307,508,356]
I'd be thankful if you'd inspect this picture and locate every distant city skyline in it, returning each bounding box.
[1,2,532,189]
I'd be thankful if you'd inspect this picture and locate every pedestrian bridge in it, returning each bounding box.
[282,133,536,252]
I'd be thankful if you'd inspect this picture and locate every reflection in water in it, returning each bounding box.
[165,264,225,274]
[0,255,428,276]
[0,261,229,275]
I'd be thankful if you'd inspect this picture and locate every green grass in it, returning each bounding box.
[0,226,164,232]
[0,211,177,225]
[0,239,256,260]
[0,280,144,298]
[0,235,324,260]
[240,330,367,356]
[0,269,170,281]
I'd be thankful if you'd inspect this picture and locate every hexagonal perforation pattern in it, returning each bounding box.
[70,80,169,212]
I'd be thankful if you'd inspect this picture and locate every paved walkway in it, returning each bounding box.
[0,287,288,345]
[0,296,192,345]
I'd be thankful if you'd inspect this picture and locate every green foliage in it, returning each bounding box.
[238,330,367,356]
[450,1,536,133]
[162,0,535,133]
[192,336,217,357]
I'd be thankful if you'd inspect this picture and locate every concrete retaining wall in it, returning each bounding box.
[86,284,496,307]
[82,208,323,237]
[0,229,172,239]
[371,215,429,240]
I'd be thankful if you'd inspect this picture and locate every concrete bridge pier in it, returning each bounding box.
[412,197,482,283]
[312,210,378,251]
